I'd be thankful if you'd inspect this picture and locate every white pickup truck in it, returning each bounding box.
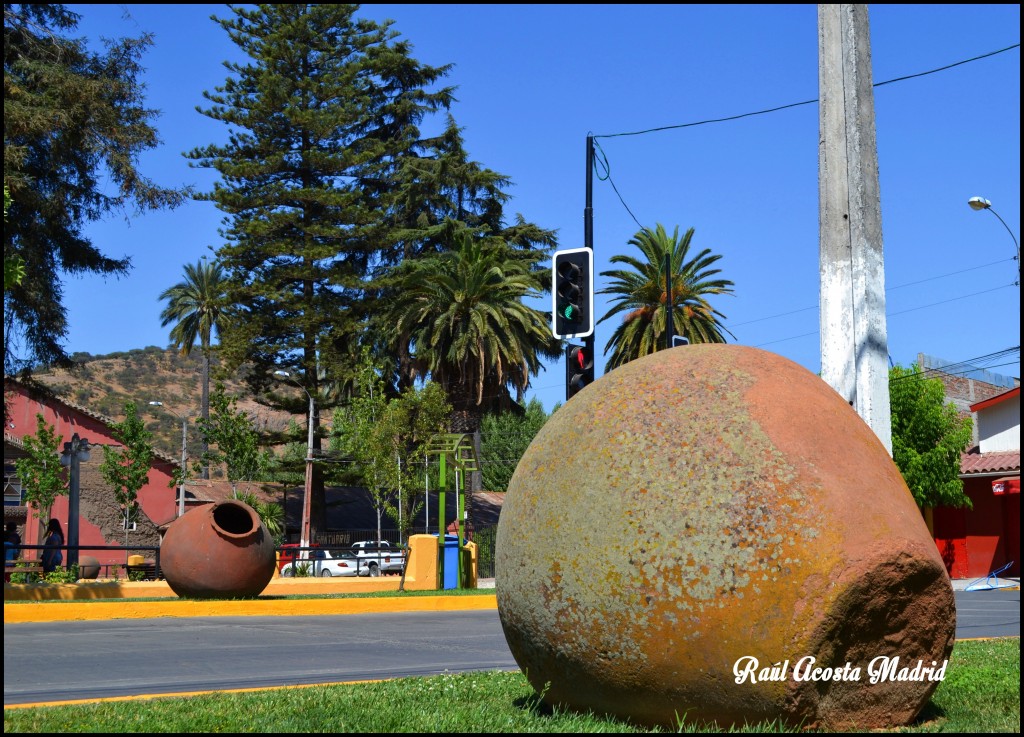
[349,540,406,577]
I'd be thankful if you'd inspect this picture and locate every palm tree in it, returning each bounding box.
[159,259,231,478]
[598,224,735,371]
[383,228,560,433]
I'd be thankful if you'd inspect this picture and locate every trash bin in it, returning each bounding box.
[433,534,460,590]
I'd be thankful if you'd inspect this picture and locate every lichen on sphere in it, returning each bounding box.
[496,344,954,730]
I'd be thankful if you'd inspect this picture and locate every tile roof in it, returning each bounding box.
[960,446,1021,475]
[4,378,181,468]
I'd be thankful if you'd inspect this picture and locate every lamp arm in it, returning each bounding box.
[987,208,1019,254]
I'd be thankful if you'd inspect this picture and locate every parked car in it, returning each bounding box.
[349,540,406,576]
[277,543,320,572]
[280,548,361,578]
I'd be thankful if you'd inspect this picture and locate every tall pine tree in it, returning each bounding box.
[187,4,454,541]
[4,4,187,374]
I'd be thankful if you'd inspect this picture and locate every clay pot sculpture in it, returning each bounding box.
[161,500,276,598]
[496,345,955,731]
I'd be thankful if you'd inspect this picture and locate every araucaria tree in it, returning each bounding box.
[889,365,974,510]
[598,224,735,371]
[99,402,154,543]
[187,4,454,543]
[4,4,185,373]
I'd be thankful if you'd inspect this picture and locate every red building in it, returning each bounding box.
[4,378,180,573]
[933,386,1020,579]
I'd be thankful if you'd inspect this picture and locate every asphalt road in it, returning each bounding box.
[952,587,1020,639]
[3,590,1018,707]
[4,610,518,706]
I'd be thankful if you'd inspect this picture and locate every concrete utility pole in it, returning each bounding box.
[818,4,892,454]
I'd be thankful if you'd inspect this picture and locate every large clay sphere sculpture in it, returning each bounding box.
[161,500,276,598]
[496,345,955,730]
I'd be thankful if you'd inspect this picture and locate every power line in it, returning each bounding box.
[592,139,643,230]
[731,257,1015,328]
[590,43,1020,230]
[593,43,1019,140]
[750,282,1018,348]
[886,283,1017,318]
[886,258,1015,292]
[908,346,1020,380]
[889,360,1020,383]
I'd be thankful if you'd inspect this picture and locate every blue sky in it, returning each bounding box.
[62,4,1020,413]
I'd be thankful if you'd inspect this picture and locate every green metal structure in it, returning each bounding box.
[426,433,478,588]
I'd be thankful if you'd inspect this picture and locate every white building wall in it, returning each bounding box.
[977,395,1020,453]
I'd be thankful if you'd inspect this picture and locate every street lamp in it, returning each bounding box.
[59,433,90,569]
[148,401,189,518]
[968,196,1020,284]
[274,370,315,551]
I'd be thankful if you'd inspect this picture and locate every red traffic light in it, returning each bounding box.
[566,344,594,400]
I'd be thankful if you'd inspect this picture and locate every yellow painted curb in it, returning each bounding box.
[4,594,497,623]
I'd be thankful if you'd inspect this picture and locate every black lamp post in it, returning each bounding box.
[59,433,91,569]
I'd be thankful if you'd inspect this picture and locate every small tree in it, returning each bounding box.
[333,359,392,543]
[14,413,67,533]
[334,356,451,544]
[889,365,974,510]
[480,399,549,493]
[100,402,154,546]
[195,383,269,494]
[377,382,451,542]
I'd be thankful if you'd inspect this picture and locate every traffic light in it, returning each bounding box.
[552,247,593,339]
[566,343,594,400]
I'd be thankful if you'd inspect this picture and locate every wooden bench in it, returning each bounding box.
[5,564,45,582]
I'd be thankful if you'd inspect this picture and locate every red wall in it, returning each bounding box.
[6,382,177,568]
[933,477,1020,579]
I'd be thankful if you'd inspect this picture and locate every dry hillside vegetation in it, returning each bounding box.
[31,346,297,458]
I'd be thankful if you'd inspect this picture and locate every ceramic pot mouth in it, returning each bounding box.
[211,500,260,539]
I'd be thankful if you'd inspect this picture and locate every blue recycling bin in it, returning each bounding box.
[433,534,460,589]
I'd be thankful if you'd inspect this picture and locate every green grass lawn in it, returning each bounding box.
[4,638,1018,733]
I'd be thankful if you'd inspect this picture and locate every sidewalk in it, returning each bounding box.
[951,576,1020,591]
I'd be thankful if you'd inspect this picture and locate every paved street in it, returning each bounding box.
[4,609,518,706]
[4,588,1017,707]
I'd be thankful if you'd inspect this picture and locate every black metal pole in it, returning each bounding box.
[584,135,595,366]
[67,435,81,570]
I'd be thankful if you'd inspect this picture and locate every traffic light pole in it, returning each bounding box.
[584,135,595,372]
